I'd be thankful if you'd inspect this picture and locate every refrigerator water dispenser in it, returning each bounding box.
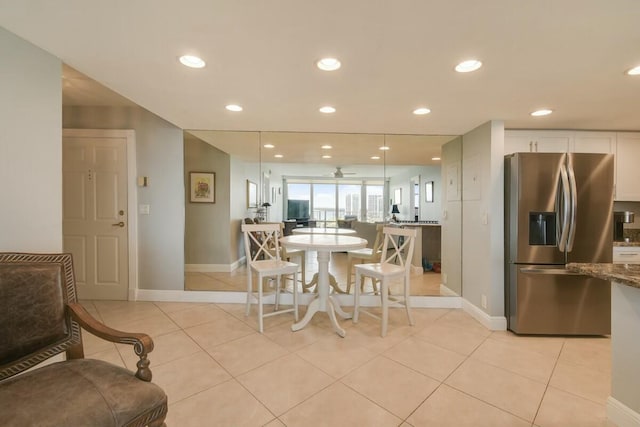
[529,212,557,246]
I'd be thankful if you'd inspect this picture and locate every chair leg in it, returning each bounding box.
[404,274,414,326]
[258,273,264,333]
[380,278,389,337]
[293,271,299,322]
[300,253,306,289]
[245,269,253,316]
[346,258,355,294]
[353,270,361,323]
[275,276,281,311]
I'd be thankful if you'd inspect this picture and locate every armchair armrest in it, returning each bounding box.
[67,302,155,381]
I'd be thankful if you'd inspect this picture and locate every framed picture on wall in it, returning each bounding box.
[247,180,258,208]
[425,181,434,202]
[394,188,402,205]
[189,172,215,203]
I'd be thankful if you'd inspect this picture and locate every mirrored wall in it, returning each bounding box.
[183,130,461,296]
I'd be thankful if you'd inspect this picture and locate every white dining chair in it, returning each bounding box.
[241,223,299,333]
[353,226,417,337]
[345,224,384,294]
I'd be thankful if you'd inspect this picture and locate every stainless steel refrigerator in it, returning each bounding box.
[505,152,613,335]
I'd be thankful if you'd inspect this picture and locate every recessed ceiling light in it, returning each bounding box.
[322,155,332,159]
[319,106,336,113]
[371,156,381,160]
[263,144,274,149]
[379,146,390,151]
[274,154,283,158]
[413,107,431,115]
[531,109,553,117]
[455,59,482,73]
[179,55,206,69]
[626,65,640,75]
[432,157,441,161]
[321,145,332,149]
[317,58,341,71]
[225,104,243,112]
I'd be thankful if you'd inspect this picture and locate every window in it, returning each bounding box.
[338,184,360,219]
[313,183,335,227]
[285,179,384,225]
[365,184,384,222]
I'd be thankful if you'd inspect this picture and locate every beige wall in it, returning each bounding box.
[184,136,232,266]
[62,105,185,291]
[0,28,62,252]
[461,121,505,317]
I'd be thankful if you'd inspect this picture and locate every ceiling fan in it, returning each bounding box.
[329,166,356,178]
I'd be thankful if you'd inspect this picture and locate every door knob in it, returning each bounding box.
[112,221,125,227]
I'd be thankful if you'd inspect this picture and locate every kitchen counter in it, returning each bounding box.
[566,262,640,424]
[566,263,640,288]
[613,241,640,247]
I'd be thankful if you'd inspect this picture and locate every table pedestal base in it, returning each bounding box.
[291,250,352,337]
[303,272,347,294]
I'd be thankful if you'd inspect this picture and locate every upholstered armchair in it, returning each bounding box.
[0,253,167,427]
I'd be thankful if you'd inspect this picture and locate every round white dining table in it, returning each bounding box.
[291,227,356,235]
[280,234,367,337]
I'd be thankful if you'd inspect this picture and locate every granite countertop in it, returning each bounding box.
[613,241,640,247]
[566,263,640,289]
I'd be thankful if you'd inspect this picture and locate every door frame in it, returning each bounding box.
[63,128,138,300]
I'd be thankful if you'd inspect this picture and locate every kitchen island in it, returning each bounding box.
[566,263,640,427]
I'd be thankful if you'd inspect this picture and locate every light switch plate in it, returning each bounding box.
[139,204,150,215]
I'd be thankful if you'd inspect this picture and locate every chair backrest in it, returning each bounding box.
[0,253,82,381]
[241,223,283,264]
[380,226,417,272]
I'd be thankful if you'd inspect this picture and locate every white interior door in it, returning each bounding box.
[63,131,130,300]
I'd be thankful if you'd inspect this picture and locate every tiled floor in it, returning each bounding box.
[80,300,613,427]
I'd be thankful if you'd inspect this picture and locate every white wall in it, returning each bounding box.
[62,106,184,291]
[461,121,505,317]
[231,156,260,262]
[388,166,441,221]
[0,28,62,252]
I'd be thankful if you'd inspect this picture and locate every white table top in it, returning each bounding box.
[291,227,356,235]
[281,234,367,251]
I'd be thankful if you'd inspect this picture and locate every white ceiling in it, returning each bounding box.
[2,1,639,142]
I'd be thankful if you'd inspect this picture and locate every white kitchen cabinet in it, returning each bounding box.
[615,132,640,201]
[570,131,616,154]
[613,246,640,264]
[504,130,571,154]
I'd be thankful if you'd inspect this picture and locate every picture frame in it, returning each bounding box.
[425,181,434,203]
[394,188,402,205]
[189,172,215,203]
[247,180,258,208]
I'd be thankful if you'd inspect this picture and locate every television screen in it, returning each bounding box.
[287,200,310,220]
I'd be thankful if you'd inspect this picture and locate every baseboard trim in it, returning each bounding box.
[185,258,245,273]
[134,289,463,308]
[462,299,507,331]
[608,396,640,427]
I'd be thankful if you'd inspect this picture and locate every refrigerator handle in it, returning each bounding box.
[519,267,582,276]
[566,162,577,252]
[557,163,570,252]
